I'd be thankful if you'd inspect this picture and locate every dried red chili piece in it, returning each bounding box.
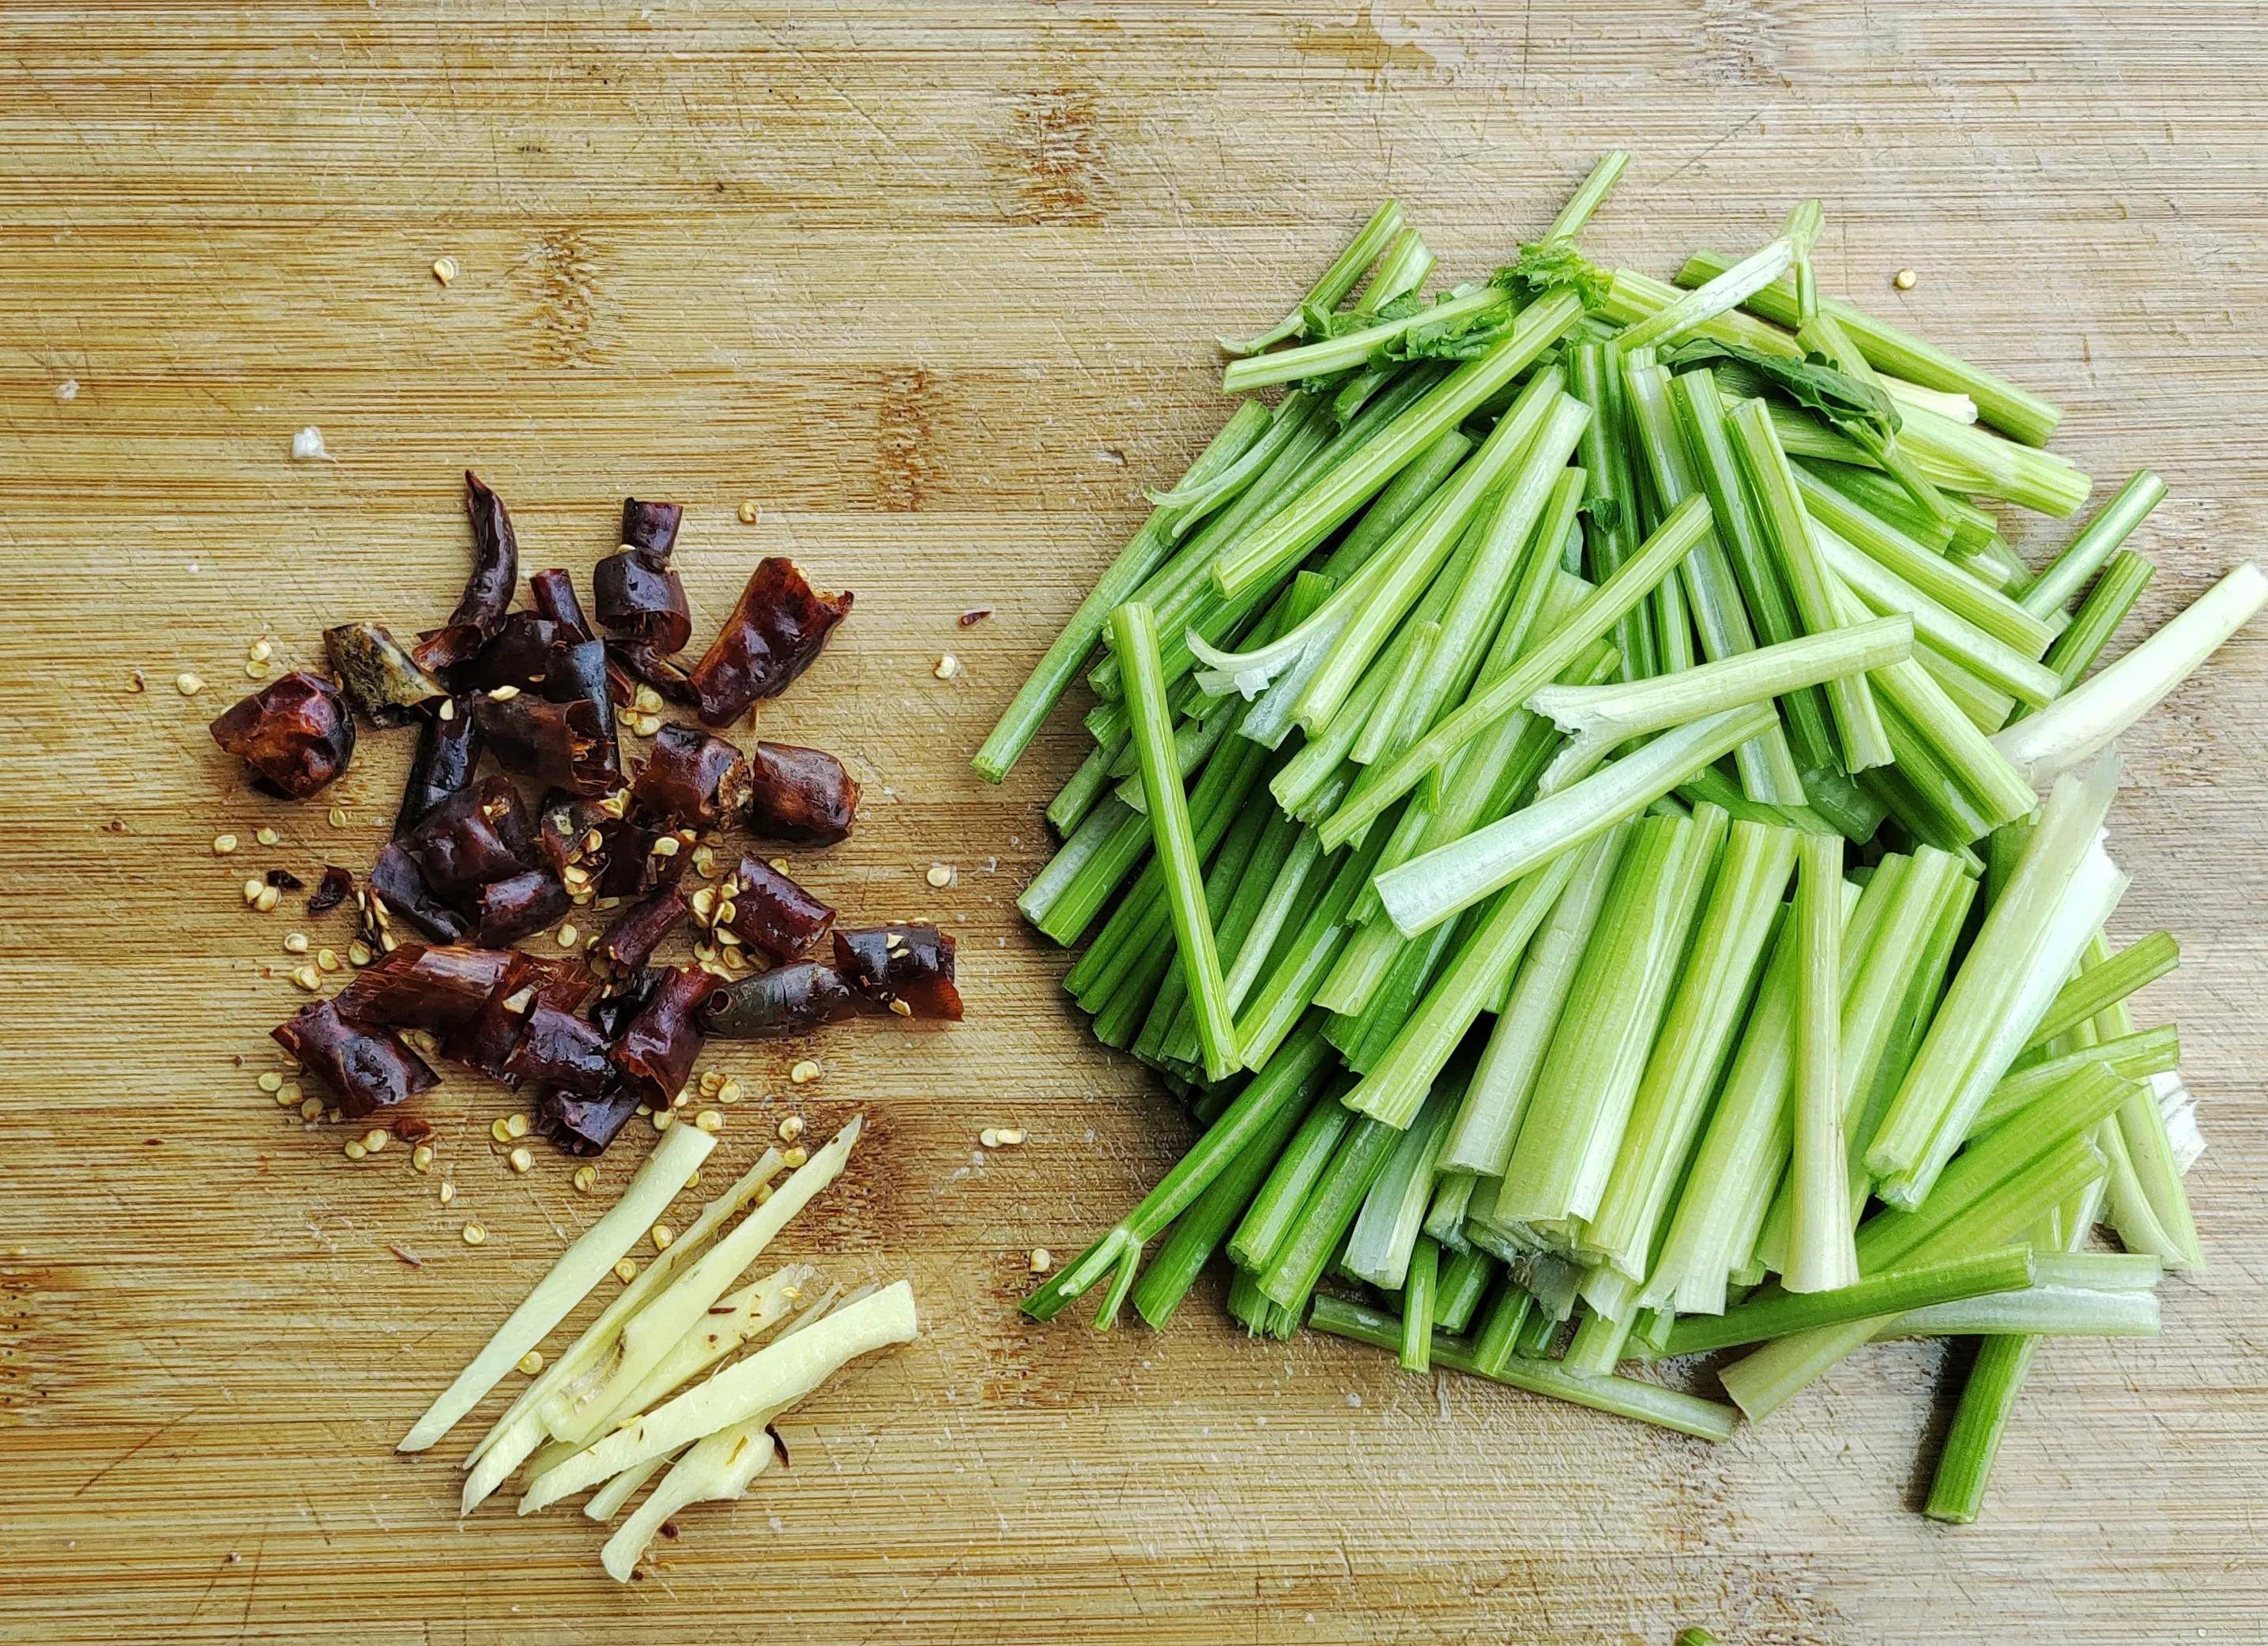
[368,842,470,944]
[264,868,305,891]
[325,622,444,728]
[611,963,712,1105]
[308,864,354,915]
[631,724,752,831]
[440,950,593,1077]
[332,943,515,1031]
[464,613,567,692]
[606,639,699,706]
[476,691,615,798]
[396,699,484,837]
[743,740,859,846]
[502,1004,616,1095]
[718,853,835,966]
[209,670,356,799]
[472,868,571,948]
[685,559,853,727]
[413,471,522,674]
[696,962,857,1039]
[529,567,593,643]
[594,497,692,655]
[589,966,665,1041]
[401,776,539,900]
[537,1083,642,1156]
[542,636,621,787]
[273,999,439,1118]
[593,885,688,975]
[832,924,962,1020]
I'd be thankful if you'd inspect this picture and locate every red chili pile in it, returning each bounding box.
[211,472,962,1156]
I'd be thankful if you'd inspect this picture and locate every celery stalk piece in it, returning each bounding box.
[1865,754,2122,1197]
[1599,267,1808,363]
[1497,810,1725,1224]
[1144,800,1288,1063]
[1881,1286,2160,1339]
[2007,551,2154,728]
[1814,528,2058,706]
[1972,1025,2181,1135]
[2021,470,2167,620]
[1434,1245,1495,1330]
[1048,733,1127,842]
[1672,248,2064,446]
[398,1122,718,1455]
[1354,227,1436,315]
[1113,601,1241,1079]
[1131,1080,1324,1330]
[1210,292,1586,600]
[1426,1168,1478,1248]
[1021,797,1143,945]
[521,1283,919,1515]
[1664,1246,2036,1357]
[1308,1296,1740,1441]
[1376,701,1773,938]
[1728,397,1894,772]
[1220,199,1405,356]
[2025,929,2179,1048]
[1110,704,1235,815]
[1528,616,1914,767]
[1312,428,1477,583]
[1912,644,2018,733]
[1618,229,1806,354]
[1223,285,1512,394]
[1544,149,1630,242]
[1219,827,1328,1016]
[1234,827,1392,1071]
[1350,622,1441,765]
[1992,563,2268,788]
[1318,492,1716,852]
[1147,394,1326,535]
[1584,821,1799,1281]
[1345,1087,1460,1287]
[1799,458,1956,551]
[1226,1073,1358,1273]
[1439,827,1635,1175]
[1255,1114,1402,1310]
[1923,1335,2035,1524]
[1785,834,1857,1293]
[1026,1023,1338,1322]
[1468,1281,1534,1375]
[1563,1302,1636,1376]
[1762,400,2089,516]
[974,400,1270,781]
[1625,357,1806,804]
[1568,341,1655,680]
[1400,1237,1442,1371]
[1341,846,1585,1129]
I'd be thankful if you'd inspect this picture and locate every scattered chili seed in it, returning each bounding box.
[1029,1248,1053,1274]
[244,658,270,679]
[291,964,322,991]
[695,1109,724,1134]
[996,1126,1026,1147]
[254,884,281,913]
[737,499,759,525]
[282,932,310,955]
[461,1221,486,1245]
[256,827,282,847]
[980,1127,1000,1149]
[127,670,148,693]
[1893,266,1918,290]
[343,1140,367,1160]
[572,1164,598,1194]
[242,876,266,906]
[614,1258,638,1283]
[716,1078,744,1105]
[412,1143,436,1173]
[176,672,205,696]
[213,833,240,856]
[508,1146,534,1173]
[778,1113,806,1143]
[887,998,913,1018]
[650,1225,675,1252]
[789,1060,819,1087]
[315,947,341,972]
[556,923,578,949]
[925,862,955,889]
[257,1072,283,1092]
[933,653,961,680]
[299,1095,322,1120]
[327,806,348,828]
[439,1178,457,1205]
[431,256,461,285]
[781,1146,808,1169]
[517,1348,543,1376]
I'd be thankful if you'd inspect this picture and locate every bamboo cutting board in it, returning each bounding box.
[2,5,2265,1641]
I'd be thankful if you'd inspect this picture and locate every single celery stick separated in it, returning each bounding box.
[1113,601,1240,1079]
[1220,199,1406,356]
[2021,469,2168,620]
[1972,1025,2181,1136]
[1728,396,1895,773]
[1616,213,1813,354]
[397,1122,718,1455]
[1374,700,1773,939]
[1664,1246,2038,1357]
[1814,526,2060,710]
[1343,1087,1460,1288]
[1582,822,1800,1283]
[1317,491,1716,852]
[1784,833,1857,1294]
[1878,1282,2161,1339]
[1223,284,1513,393]
[1991,563,2268,788]
[2025,931,2179,1050]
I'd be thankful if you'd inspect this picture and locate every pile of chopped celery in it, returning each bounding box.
[981,155,2260,1522]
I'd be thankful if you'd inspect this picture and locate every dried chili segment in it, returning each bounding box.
[273,1000,439,1118]
[631,723,752,831]
[686,558,853,726]
[401,775,540,900]
[593,885,688,975]
[325,623,444,728]
[463,613,567,693]
[537,1083,642,1156]
[209,670,356,799]
[332,943,515,1031]
[606,639,699,706]
[411,471,522,676]
[696,962,857,1039]
[589,965,666,1041]
[833,924,963,1020]
[308,864,354,915]
[441,949,593,1078]
[744,740,859,846]
[594,497,692,655]
[620,498,683,557]
[472,868,571,948]
[368,842,470,944]
[396,699,484,837]
[718,853,835,966]
[476,691,615,798]
[529,567,593,642]
[502,1004,616,1095]
[610,963,712,1104]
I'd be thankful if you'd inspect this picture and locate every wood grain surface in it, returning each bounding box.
[2,4,2265,1641]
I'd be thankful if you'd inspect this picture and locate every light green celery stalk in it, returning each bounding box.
[1140,802,1292,1065]
[1567,342,1654,680]
[1617,215,1814,354]
[1343,1086,1461,1287]
[974,398,1271,781]
[1495,809,1727,1225]
[1253,1114,1403,1310]
[1354,227,1436,316]
[1971,1026,2180,1136]
[1799,458,1957,551]
[1437,826,1635,1177]
[1221,198,1405,356]
[1112,603,1240,1079]
[1544,150,1630,241]
[1223,285,1512,392]
[1317,492,1716,852]
[1784,832,1857,1294]
[1426,1170,1479,1249]
[1625,356,1807,804]
[1349,623,1440,765]
[2079,933,2205,1271]
[1815,528,2059,708]
[1294,370,1571,734]
[2021,550,2154,711]
[1882,1282,2160,1339]
[1211,291,1585,600]
[1046,732,1126,838]
[2021,470,2167,620]
[1865,754,2123,1202]
[1233,827,1393,1071]
[1147,393,1328,536]
[1374,702,1773,938]
[1666,1246,2037,1357]
[1433,1244,1495,1329]
[1672,248,2063,446]
[1226,1081,1357,1274]
[1339,846,1588,1129]
[1583,822,1799,1281]
[2025,930,2179,1050]
[1728,397,1894,772]
[1991,563,2268,788]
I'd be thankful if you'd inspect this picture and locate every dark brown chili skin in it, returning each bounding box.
[463,613,567,692]
[593,885,689,974]
[475,690,616,797]
[537,1083,643,1156]
[611,963,712,1104]
[686,558,853,727]
[720,853,836,966]
[472,868,571,947]
[369,842,471,944]
[395,698,484,837]
[594,499,691,655]
[441,950,593,1077]
[620,498,683,557]
[308,864,354,915]
[540,636,621,789]
[631,723,752,831]
[452,470,521,633]
[324,622,444,728]
[529,567,593,642]
[209,670,356,800]
[744,740,859,846]
[502,1004,617,1095]
[695,962,858,1039]
[331,943,516,1031]
[833,924,963,1020]
[401,776,539,900]
[589,965,665,1041]
[606,639,700,706]
[273,1000,439,1118]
